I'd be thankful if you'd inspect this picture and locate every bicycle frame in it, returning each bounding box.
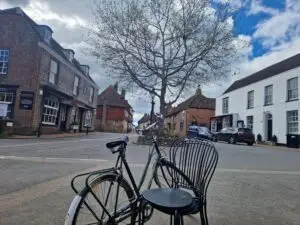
[70,138,164,224]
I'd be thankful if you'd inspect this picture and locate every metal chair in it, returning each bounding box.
[157,137,219,225]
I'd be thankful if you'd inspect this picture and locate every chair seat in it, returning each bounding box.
[142,188,193,214]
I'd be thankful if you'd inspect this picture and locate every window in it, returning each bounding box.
[247,116,253,130]
[222,117,230,128]
[287,77,298,101]
[73,76,79,95]
[49,60,58,84]
[264,85,273,105]
[89,87,94,102]
[287,110,298,134]
[42,99,59,125]
[84,111,92,127]
[0,92,13,118]
[247,91,254,109]
[0,49,9,75]
[222,97,229,114]
[180,121,184,131]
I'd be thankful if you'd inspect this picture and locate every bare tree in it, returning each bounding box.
[89,0,242,113]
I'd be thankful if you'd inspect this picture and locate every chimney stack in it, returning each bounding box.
[114,82,118,92]
[121,89,126,98]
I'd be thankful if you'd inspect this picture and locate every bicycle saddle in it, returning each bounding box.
[106,136,129,149]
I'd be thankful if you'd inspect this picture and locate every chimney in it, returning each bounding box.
[80,65,89,76]
[37,25,53,44]
[196,85,202,95]
[121,89,126,99]
[63,49,75,62]
[113,82,118,92]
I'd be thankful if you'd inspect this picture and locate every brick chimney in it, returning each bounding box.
[121,89,126,99]
[114,82,118,92]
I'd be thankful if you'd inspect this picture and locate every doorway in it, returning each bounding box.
[265,113,273,141]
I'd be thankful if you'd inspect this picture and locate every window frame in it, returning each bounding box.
[49,59,58,84]
[222,97,229,114]
[246,115,253,130]
[0,92,14,119]
[0,49,9,75]
[247,90,254,109]
[84,111,92,127]
[287,77,298,101]
[89,87,94,103]
[73,76,80,96]
[42,99,59,125]
[264,85,273,106]
[287,110,298,134]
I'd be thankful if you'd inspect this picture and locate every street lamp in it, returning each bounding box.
[150,88,155,124]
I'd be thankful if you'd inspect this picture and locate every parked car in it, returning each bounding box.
[187,125,213,140]
[212,127,255,145]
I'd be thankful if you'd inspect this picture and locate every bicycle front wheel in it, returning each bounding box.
[65,174,135,225]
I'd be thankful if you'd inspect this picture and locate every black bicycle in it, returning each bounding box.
[64,123,190,225]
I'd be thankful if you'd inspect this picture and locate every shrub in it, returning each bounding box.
[271,135,278,145]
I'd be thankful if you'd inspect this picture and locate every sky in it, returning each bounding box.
[1,0,300,124]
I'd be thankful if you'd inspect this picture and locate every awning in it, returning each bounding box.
[77,103,88,109]
[61,100,73,106]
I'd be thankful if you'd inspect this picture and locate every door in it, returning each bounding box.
[59,105,67,132]
[267,119,272,141]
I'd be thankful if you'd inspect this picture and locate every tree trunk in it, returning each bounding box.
[160,81,167,115]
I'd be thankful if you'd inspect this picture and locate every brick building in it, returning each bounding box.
[164,88,215,136]
[0,7,99,135]
[96,84,133,133]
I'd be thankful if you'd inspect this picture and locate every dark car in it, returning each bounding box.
[212,127,255,145]
[187,125,213,140]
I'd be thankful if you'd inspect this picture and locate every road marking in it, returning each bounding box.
[1,155,300,175]
[0,135,139,148]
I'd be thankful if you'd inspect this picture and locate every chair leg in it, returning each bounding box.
[203,203,209,225]
[199,206,206,225]
[174,210,181,225]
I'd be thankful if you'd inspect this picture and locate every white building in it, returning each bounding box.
[213,53,300,146]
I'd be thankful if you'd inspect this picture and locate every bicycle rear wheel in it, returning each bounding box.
[65,174,135,225]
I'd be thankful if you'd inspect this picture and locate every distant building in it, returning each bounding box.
[0,7,99,135]
[214,53,300,147]
[137,113,163,130]
[164,88,215,136]
[96,84,133,133]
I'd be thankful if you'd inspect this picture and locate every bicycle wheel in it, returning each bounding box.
[65,174,136,225]
[153,159,192,189]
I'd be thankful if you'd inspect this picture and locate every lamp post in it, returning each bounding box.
[150,88,155,124]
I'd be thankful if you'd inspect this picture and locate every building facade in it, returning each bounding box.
[0,8,99,135]
[164,88,215,136]
[96,84,133,133]
[214,53,300,146]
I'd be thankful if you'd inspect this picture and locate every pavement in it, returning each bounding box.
[0,133,300,225]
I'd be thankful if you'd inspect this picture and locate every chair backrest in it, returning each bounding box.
[169,137,218,199]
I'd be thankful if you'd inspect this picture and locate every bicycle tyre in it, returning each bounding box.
[65,174,136,225]
[153,159,191,189]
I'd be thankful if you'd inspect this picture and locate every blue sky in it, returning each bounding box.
[1,0,300,124]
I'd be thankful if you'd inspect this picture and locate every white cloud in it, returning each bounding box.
[248,0,279,16]
[22,1,88,29]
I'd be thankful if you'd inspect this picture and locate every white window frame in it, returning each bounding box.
[84,111,92,127]
[264,85,273,105]
[247,90,254,109]
[246,116,253,130]
[0,92,13,118]
[222,117,230,128]
[222,97,229,114]
[287,110,298,134]
[49,60,58,84]
[73,76,79,95]
[0,49,9,75]
[287,77,298,101]
[89,87,94,102]
[42,99,59,125]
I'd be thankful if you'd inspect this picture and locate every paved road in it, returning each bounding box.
[0,133,299,225]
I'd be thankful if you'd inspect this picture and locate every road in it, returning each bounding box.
[0,132,299,225]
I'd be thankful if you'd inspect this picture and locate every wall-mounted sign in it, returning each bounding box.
[0,103,8,117]
[19,91,34,110]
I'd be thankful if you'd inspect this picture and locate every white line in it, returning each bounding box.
[0,136,135,148]
[215,168,300,175]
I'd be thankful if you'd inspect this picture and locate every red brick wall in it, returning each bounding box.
[0,13,42,134]
[96,106,125,120]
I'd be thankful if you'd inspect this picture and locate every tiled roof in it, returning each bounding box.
[0,7,97,86]
[223,53,300,94]
[165,90,215,117]
[138,113,161,124]
[97,86,132,109]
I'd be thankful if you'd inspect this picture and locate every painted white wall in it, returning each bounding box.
[216,66,300,144]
